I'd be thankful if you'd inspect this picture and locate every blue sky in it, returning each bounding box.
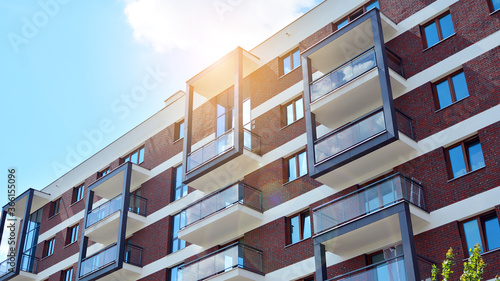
[0,0,322,208]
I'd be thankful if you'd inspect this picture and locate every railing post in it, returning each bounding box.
[238,182,245,204]
[398,203,420,281]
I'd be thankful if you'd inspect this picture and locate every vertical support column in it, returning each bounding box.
[182,84,194,182]
[234,47,244,154]
[237,243,244,268]
[371,9,398,138]
[117,162,133,268]
[399,202,420,281]
[237,182,245,204]
[14,189,34,275]
[314,243,327,281]
[77,188,94,278]
[302,55,317,173]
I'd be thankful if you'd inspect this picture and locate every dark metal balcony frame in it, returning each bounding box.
[182,47,250,186]
[302,8,400,179]
[77,162,138,281]
[313,202,420,281]
[85,193,147,228]
[0,189,38,281]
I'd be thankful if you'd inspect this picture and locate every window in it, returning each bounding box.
[286,151,307,182]
[461,212,500,256]
[44,238,55,257]
[445,137,485,179]
[98,167,110,178]
[175,120,184,141]
[61,267,73,281]
[173,165,188,201]
[334,0,379,30]
[433,70,469,109]
[171,212,186,253]
[66,224,79,245]
[123,146,145,165]
[71,184,84,204]
[280,48,301,75]
[50,198,61,217]
[421,12,455,48]
[289,211,312,244]
[488,0,500,12]
[170,264,183,281]
[283,96,304,126]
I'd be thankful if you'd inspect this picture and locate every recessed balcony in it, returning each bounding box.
[0,254,38,281]
[309,47,406,130]
[186,129,262,193]
[9,190,51,218]
[91,163,150,200]
[178,182,263,247]
[79,243,142,281]
[85,194,147,245]
[312,174,429,256]
[176,243,264,281]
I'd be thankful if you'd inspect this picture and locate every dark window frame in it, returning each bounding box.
[287,210,312,244]
[98,167,110,178]
[173,165,188,202]
[170,211,186,254]
[282,95,305,126]
[432,69,469,109]
[44,238,56,257]
[421,11,455,49]
[444,136,486,179]
[175,120,185,141]
[71,183,85,204]
[61,267,73,281]
[50,198,61,218]
[285,150,308,183]
[333,0,379,30]
[487,0,500,13]
[280,48,301,76]
[460,211,500,257]
[123,146,146,165]
[66,224,79,245]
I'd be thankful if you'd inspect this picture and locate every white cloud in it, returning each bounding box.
[124,0,319,63]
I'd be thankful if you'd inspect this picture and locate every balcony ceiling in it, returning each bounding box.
[96,264,142,281]
[10,190,51,218]
[91,165,150,200]
[205,268,265,281]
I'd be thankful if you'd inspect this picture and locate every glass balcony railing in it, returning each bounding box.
[79,243,143,277]
[181,182,262,229]
[177,243,263,281]
[327,256,406,281]
[187,129,261,172]
[309,47,404,103]
[0,254,39,277]
[86,194,147,228]
[313,173,425,234]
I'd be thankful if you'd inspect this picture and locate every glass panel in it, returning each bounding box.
[302,213,311,239]
[283,55,291,74]
[424,22,440,47]
[288,157,297,181]
[436,79,453,108]
[290,215,300,243]
[448,145,467,177]
[493,0,500,11]
[170,265,182,281]
[451,72,469,102]
[139,147,145,164]
[463,220,483,253]
[131,151,139,164]
[366,0,379,11]
[292,49,301,69]
[467,141,485,171]
[439,13,455,39]
[484,216,500,250]
[286,103,294,125]
[295,98,304,120]
[298,152,307,177]
[178,122,185,139]
[337,18,349,29]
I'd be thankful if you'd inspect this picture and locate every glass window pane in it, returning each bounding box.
[286,104,294,125]
[298,152,307,177]
[131,151,139,164]
[292,50,301,69]
[290,216,300,243]
[295,98,304,120]
[467,141,485,171]
[493,0,500,11]
[243,99,251,126]
[424,22,440,47]
[436,79,453,108]
[484,216,500,250]
[463,220,483,253]
[139,147,145,164]
[439,13,455,39]
[451,72,469,101]
[366,0,379,11]
[288,157,297,181]
[179,122,184,139]
[337,18,349,29]
[302,213,311,239]
[283,56,291,74]
[448,145,467,177]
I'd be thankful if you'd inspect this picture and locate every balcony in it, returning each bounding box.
[177,243,264,281]
[0,254,38,281]
[85,194,147,245]
[312,174,429,256]
[79,243,142,281]
[178,182,263,247]
[185,129,262,193]
[91,162,150,200]
[309,47,406,130]
[328,255,406,281]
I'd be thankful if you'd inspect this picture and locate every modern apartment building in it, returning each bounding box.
[2,0,500,280]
